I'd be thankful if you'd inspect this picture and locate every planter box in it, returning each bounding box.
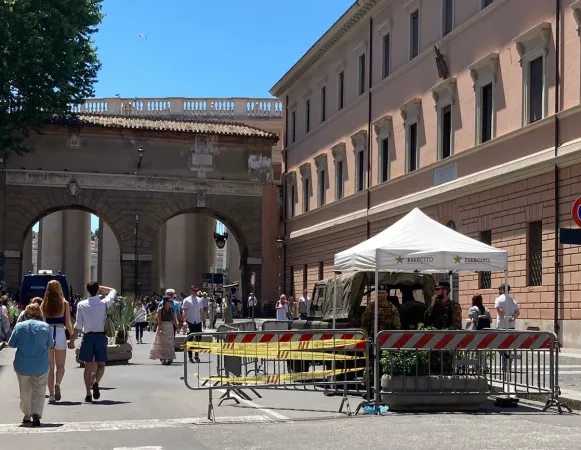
[175,332,215,351]
[76,343,132,367]
[381,374,489,412]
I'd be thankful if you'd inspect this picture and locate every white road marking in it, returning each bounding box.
[0,415,272,435]
[559,353,581,359]
[216,389,291,421]
[114,447,163,450]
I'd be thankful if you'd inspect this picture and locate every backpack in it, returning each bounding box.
[475,308,491,330]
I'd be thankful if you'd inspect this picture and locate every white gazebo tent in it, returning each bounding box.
[333,207,509,407]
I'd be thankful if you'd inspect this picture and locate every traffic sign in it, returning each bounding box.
[560,228,581,245]
[251,272,256,287]
[573,196,581,228]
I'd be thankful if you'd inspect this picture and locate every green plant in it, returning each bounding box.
[6,300,20,326]
[108,297,137,345]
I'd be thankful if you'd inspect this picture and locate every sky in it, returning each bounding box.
[33,0,354,232]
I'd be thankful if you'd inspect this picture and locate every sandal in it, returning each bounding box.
[22,416,31,424]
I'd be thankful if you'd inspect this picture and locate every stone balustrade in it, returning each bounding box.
[71,97,283,120]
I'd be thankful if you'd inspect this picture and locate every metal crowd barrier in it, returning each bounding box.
[261,320,291,331]
[183,328,370,422]
[372,329,571,413]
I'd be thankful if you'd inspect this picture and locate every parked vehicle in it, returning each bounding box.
[19,271,72,310]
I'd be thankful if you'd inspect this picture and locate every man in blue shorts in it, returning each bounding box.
[69,282,117,403]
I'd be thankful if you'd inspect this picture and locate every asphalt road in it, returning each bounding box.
[1,327,580,449]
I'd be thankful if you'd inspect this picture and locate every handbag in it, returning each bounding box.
[104,306,116,338]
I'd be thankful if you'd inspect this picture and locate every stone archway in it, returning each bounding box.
[2,179,263,301]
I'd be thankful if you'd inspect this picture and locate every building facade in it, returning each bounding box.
[272,0,581,345]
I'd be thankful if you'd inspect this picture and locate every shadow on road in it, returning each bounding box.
[48,401,83,406]
[91,400,131,406]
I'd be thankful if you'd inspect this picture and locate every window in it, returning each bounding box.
[442,0,454,36]
[479,230,492,289]
[380,138,389,182]
[407,123,418,172]
[288,183,296,217]
[480,83,493,143]
[338,71,345,110]
[336,160,344,199]
[356,150,365,192]
[320,86,327,122]
[481,0,493,9]
[515,24,550,126]
[318,262,324,280]
[382,34,391,79]
[470,53,498,145]
[441,105,452,159]
[528,221,542,286]
[305,99,310,133]
[302,177,309,213]
[410,10,420,59]
[358,53,366,96]
[318,169,326,207]
[528,57,543,124]
[291,110,296,143]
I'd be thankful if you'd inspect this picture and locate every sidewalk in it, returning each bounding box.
[554,348,581,407]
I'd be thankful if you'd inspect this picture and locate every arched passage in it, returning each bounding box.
[153,209,245,298]
[22,207,123,297]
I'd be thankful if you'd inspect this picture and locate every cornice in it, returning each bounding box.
[269,0,380,98]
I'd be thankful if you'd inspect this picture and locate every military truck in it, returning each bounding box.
[286,272,435,373]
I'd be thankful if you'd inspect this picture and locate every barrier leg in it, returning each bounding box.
[339,381,352,417]
[208,388,215,423]
[218,387,240,406]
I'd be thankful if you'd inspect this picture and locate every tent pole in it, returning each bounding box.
[374,249,380,409]
[332,274,337,330]
[504,270,509,331]
[449,271,453,302]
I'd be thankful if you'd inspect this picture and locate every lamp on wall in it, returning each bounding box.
[137,146,144,169]
[214,231,228,249]
[276,237,284,250]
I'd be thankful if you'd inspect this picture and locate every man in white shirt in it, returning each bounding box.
[275,294,289,321]
[182,286,205,363]
[69,282,117,403]
[298,290,311,319]
[495,284,520,329]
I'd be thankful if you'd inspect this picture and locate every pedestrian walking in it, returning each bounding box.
[149,297,179,365]
[16,297,43,324]
[183,286,206,363]
[0,295,11,341]
[275,295,290,320]
[68,282,118,403]
[134,300,147,344]
[8,303,53,427]
[41,280,74,403]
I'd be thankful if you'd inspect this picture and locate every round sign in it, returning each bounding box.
[573,197,581,228]
[250,272,256,287]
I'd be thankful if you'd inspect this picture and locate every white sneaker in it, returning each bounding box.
[48,396,56,403]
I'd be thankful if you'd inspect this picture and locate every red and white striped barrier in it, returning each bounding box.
[377,330,554,351]
[224,331,367,349]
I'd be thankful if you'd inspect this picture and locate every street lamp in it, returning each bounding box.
[137,146,144,169]
[213,231,228,249]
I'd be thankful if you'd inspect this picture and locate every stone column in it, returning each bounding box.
[21,231,33,275]
[100,221,121,290]
[207,219,217,272]
[164,215,187,293]
[40,211,64,273]
[62,210,91,296]
[226,229,241,284]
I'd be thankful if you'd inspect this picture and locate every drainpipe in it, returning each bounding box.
[366,16,373,240]
[282,95,289,295]
[553,0,561,339]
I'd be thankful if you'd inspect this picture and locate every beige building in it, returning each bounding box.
[272,0,581,345]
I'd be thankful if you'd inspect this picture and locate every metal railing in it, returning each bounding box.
[183,328,370,422]
[373,329,571,413]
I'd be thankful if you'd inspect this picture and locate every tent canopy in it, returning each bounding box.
[334,208,508,273]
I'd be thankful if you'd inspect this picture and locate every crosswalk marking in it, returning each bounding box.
[0,415,273,435]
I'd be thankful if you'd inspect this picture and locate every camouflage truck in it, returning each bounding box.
[287,271,436,373]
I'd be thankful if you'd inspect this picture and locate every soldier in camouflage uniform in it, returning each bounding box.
[362,285,401,338]
[424,281,462,330]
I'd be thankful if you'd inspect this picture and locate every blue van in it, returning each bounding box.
[19,272,71,310]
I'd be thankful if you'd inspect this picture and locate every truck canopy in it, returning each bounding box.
[310,272,435,322]
[20,274,71,308]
